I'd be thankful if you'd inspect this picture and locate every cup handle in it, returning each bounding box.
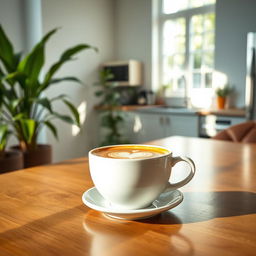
[165,156,196,192]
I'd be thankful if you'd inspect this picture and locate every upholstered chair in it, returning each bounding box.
[212,121,256,143]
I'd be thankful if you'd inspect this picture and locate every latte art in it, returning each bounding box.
[107,150,161,159]
[93,145,169,159]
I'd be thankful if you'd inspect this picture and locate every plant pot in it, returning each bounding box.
[216,96,226,109]
[11,144,52,168]
[0,150,24,174]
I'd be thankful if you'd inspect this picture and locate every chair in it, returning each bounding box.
[212,121,256,143]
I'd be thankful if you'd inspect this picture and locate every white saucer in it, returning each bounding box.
[82,187,183,220]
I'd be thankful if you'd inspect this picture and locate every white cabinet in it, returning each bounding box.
[130,112,199,143]
[199,115,247,137]
[133,113,166,143]
[165,114,199,137]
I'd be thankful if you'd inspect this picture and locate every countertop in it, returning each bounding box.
[97,105,247,117]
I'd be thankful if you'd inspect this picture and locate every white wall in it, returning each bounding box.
[114,0,152,89]
[0,0,25,52]
[42,0,115,162]
[215,0,256,108]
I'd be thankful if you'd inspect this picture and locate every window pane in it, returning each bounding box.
[193,73,201,88]
[163,19,185,40]
[205,72,212,88]
[163,0,189,14]
[163,18,186,75]
[205,13,215,32]
[204,0,216,4]
[191,15,203,34]
[168,55,174,68]
[167,55,185,71]
[177,76,186,88]
[190,0,204,8]
[189,12,215,89]
[204,51,214,68]
[191,35,203,50]
[204,32,214,49]
[192,53,202,69]
[174,54,185,69]
[163,0,215,14]
[177,19,186,36]
[163,57,171,84]
[174,36,186,52]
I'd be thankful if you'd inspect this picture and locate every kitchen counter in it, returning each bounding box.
[94,104,163,111]
[135,106,197,115]
[95,104,247,117]
[198,108,246,117]
[131,105,246,117]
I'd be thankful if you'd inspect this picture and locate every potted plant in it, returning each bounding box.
[0,124,23,173]
[94,69,129,146]
[0,25,97,168]
[215,84,232,109]
[155,84,172,105]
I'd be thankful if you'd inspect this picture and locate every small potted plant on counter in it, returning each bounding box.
[0,25,97,168]
[215,84,232,109]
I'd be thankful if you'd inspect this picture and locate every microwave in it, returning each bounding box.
[102,60,142,86]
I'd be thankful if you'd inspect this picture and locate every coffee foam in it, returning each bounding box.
[92,146,169,159]
[107,150,159,159]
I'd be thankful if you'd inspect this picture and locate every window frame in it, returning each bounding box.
[158,0,215,99]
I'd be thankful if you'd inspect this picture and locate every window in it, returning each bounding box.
[158,0,216,107]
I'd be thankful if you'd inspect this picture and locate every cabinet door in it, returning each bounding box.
[165,115,199,137]
[119,111,138,143]
[132,112,165,143]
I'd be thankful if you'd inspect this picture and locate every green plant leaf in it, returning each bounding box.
[63,99,80,126]
[215,85,232,97]
[0,66,4,78]
[95,90,104,97]
[2,88,17,102]
[48,76,82,86]
[44,121,58,140]
[14,52,22,68]
[0,25,16,72]
[52,112,77,125]
[0,124,9,151]
[50,94,68,102]
[3,70,27,88]
[10,99,22,110]
[42,44,97,89]
[60,44,97,61]
[101,114,112,127]
[19,119,36,144]
[35,97,53,113]
[17,28,58,86]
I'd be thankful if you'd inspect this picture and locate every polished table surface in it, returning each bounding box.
[0,136,256,256]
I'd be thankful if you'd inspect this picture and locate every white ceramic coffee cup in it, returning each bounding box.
[88,144,195,210]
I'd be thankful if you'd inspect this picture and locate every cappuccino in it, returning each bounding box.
[92,145,169,159]
[89,144,196,209]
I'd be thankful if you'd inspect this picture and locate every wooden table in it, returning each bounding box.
[0,136,255,256]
